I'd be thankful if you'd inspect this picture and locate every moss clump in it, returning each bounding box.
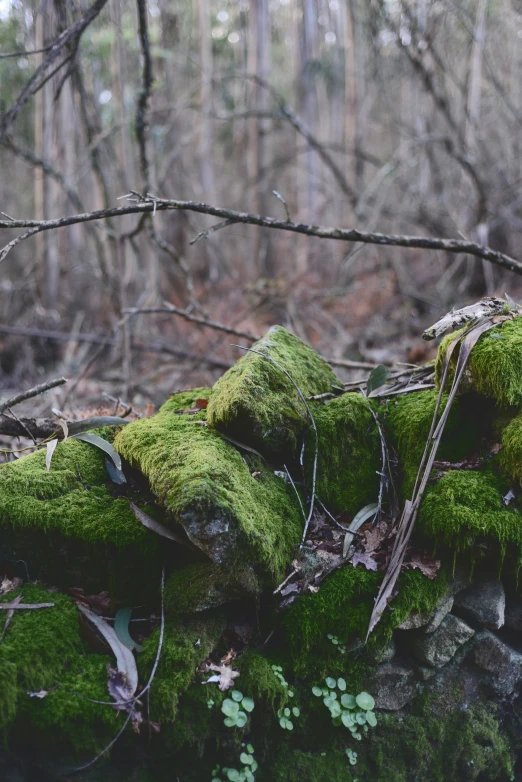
[284,565,380,670]
[498,409,522,487]
[383,389,478,497]
[0,584,118,752]
[165,562,261,615]
[306,393,380,515]
[158,386,212,414]
[269,748,354,781]
[418,468,522,569]
[0,433,147,547]
[206,326,340,456]
[114,390,303,581]
[352,704,514,782]
[236,650,289,711]
[140,611,226,733]
[435,316,522,406]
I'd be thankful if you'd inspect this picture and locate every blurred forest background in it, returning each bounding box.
[0,0,521,413]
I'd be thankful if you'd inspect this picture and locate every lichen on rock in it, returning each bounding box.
[206,326,340,456]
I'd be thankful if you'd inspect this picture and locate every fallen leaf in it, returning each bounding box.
[26,689,50,698]
[362,521,388,553]
[114,607,144,652]
[45,438,58,471]
[351,552,379,572]
[77,605,138,702]
[203,663,240,691]
[0,577,22,597]
[193,398,208,410]
[404,551,441,579]
[72,432,122,471]
[130,502,193,548]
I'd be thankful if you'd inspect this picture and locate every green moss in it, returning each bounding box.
[284,562,448,674]
[236,650,289,711]
[206,326,340,456]
[306,393,380,515]
[418,468,522,569]
[0,584,118,752]
[115,391,303,582]
[351,704,514,782]
[0,432,147,547]
[284,565,380,670]
[498,409,522,486]
[383,389,478,497]
[269,748,354,782]
[435,316,522,406]
[165,562,261,615]
[140,611,226,730]
[158,387,212,414]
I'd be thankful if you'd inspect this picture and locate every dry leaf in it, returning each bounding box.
[351,552,379,572]
[203,663,240,691]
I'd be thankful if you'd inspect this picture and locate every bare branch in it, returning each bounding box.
[1,196,520,273]
[135,0,154,191]
[0,377,67,415]
[0,0,109,140]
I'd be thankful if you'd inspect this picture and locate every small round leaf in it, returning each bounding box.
[341,693,356,709]
[242,696,255,713]
[326,677,336,689]
[366,710,377,727]
[356,691,375,711]
[337,678,346,691]
[222,699,239,717]
[231,690,244,702]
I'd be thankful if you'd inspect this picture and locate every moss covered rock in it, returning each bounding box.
[418,468,522,571]
[0,432,161,599]
[114,388,303,582]
[206,326,340,456]
[0,584,119,752]
[165,562,261,615]
[305,393,380,515]
[435,316,522,406]
[383,389,478,497]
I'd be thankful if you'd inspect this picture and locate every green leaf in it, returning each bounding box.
[240,753,253,765]
[341,711,354,728]
[72,432,122,470]
[356,712,367,725]
[341,694,356,709]
[312,686,322,697]
[292,707,300,717]
[231,690,244,702]
[241,696,255,713]
[337,678,346,691]
[284,707,290,717]
[227,770,240,782]
[356,692,375,711]
[235,711,248,728]
[224,717,237,727]
[114,607,144,652]
[366,710,377,727]
[247,744,254,754]
[326,677,336,689]
[367,364,389,394]
[222,699,239,717]
[286,719,294,730]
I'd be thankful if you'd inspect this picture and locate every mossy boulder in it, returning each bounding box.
[206,326,340,456]
[114,388,303,583]
[435,316,522,406]
[383,389,478,497]
[0,584,119,753]
[165,562,261,615]
[418,468,522,571]
[306,393,381,515]
[0,432,161,600]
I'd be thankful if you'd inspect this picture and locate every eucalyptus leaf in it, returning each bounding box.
[367,364,390,395]
[45,438,58,471]
[114,607,144,652]
[72,432,122,470]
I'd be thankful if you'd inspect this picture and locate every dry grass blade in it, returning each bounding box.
[367,317,498,637]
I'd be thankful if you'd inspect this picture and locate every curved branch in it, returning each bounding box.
[1,195,520,274]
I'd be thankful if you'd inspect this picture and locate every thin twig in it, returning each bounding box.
[0,377,67,415]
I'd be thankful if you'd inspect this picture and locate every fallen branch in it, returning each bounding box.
[0,377,67,415]
[1,196,521,274]
[0,601,55,610]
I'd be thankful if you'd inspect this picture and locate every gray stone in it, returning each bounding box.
[505,602,522,633]
[416,665,437,681]
[468,630,522,696]
[409,614,475,668]
[398,595,453,633]
[367,638,396,664]
[373,663,416,710]
[453,580,505,629]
